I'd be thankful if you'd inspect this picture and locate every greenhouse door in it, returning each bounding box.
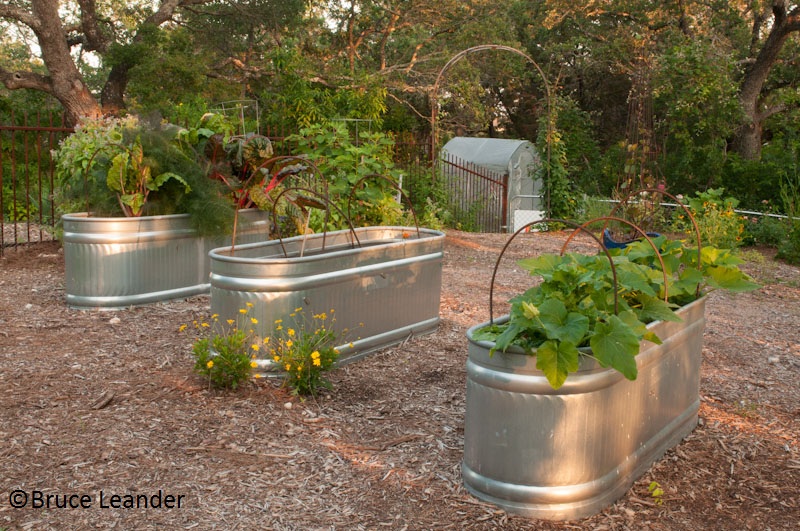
[439,153,507,232]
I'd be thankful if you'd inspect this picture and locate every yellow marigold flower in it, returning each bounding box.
[286,340,293,348]
[250,361,258,368]
[201,322,210,328]
[251,344,260,351]
[284,363,291,371]
[273,355,280,362]
[206,360,214,369]
[246,302,254,308]
[297,364,303,372]
[276,325,283,331]
[289,313,296,317]
[211,314,219,320]
[313,358,321,367]
[295,307,303,312]
[311,350,320,359]
[263,337,270,344]
[239,308,247,314]
[179,324,188,332]
[254,373,262,379]
[287,328,295,337]
[227,319,235,325]
[250,317,258,324]
[349,342,354,348]
[274,319,283,324]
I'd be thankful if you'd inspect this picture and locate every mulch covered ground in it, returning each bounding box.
[1,230,798,530]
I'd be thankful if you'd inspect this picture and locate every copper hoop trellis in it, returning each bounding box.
[488,218,619,324]
[270,186,361,258]
[559,215,671,301]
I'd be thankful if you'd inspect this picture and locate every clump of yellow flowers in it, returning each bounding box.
[182,303,261,390]
[182,304,342,396]
[265,307,340,396]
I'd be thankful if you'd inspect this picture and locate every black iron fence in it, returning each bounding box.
[0,112,73,255]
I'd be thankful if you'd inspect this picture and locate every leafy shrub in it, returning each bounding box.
[673,188,745,249]
[777,224,800,264]
[776,174,800,264]
[575,196,613,224]
[743,215,788,247]
[404,170,452,230]
[284,123,405,231]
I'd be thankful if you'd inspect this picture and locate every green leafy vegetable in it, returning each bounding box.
[478,236,759,389]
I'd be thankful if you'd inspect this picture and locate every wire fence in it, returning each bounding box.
[0,112,73,254]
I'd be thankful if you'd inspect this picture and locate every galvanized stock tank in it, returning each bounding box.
[208,226,445,365]
[462,297,706,520]
[63,209,270,309]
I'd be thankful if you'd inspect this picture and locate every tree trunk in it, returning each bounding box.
[58,82,103,127]
[31,0,102,125]
[732,2,800,160]
[100,66,130,117]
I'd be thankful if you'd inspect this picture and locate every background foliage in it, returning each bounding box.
[3,1,800,258]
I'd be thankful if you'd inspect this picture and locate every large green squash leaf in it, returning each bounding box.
[537,298,590,345]
[590,315,640,380]
[704,266,761,292]
[535,340,580,389]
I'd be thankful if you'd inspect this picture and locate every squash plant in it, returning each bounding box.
[472,236,759,389]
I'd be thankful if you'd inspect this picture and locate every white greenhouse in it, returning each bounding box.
[440,137,544,232]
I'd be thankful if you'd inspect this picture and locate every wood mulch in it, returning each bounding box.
[0,230,798,530]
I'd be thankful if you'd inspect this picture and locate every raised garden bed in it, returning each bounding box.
[63,209,270,309]
[208,226,445,365]
[462,288,706,520]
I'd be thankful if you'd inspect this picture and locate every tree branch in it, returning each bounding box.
[0,66,52,92]
[76,0,110,53]
[756,102,788,122]
[0,2,41,30]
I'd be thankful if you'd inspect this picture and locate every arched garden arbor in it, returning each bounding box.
[430,45,554,223]
[429,44,552,161]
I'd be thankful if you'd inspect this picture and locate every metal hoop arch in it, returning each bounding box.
[489,219,618,324]
[430,44,553,162]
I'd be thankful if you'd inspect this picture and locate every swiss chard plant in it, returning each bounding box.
[106,134,191,217]
[472,236,759,389]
